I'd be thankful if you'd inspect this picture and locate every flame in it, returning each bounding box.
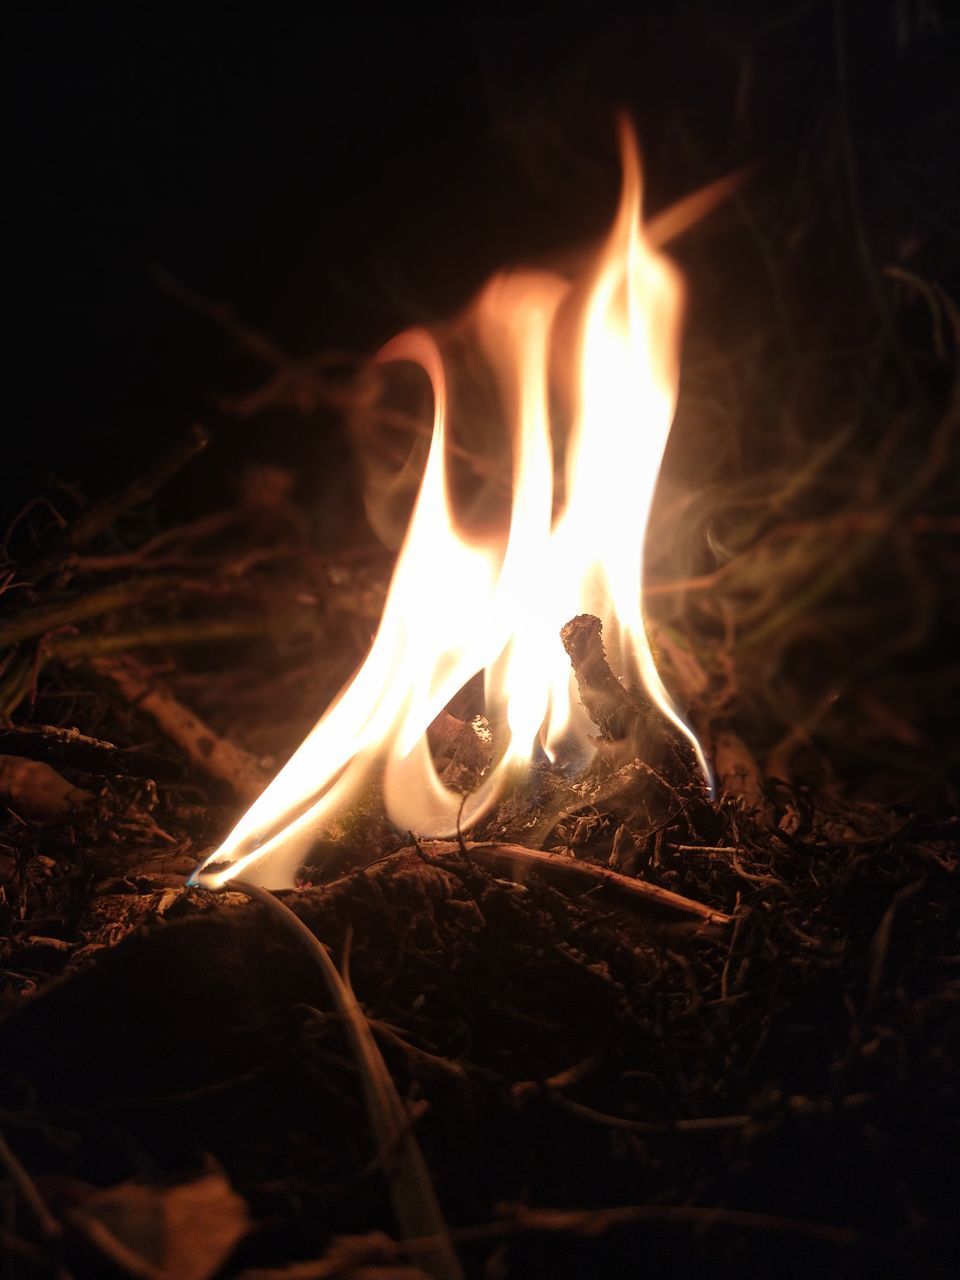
[198,121,711,888]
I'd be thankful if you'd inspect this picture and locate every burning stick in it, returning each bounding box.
[559,610,710,823]
[560,613,650,742]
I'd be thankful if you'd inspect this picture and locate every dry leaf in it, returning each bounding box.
[70,1167,249,1280]
[0,755,92,816]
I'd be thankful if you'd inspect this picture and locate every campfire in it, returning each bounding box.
[1,24,956,1273]
[197,120,712,890]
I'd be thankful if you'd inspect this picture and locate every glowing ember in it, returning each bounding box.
[198,120,711,888]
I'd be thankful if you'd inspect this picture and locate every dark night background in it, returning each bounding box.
[2,8,959,1276]
[9,2,956,527]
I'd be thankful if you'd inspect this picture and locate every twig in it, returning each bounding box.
[549,1093,751,1135]
[415,841,732,926]
[314,1201,905,1266]
[0,724,177,781]
[236,1239,435,1280]
[671,844,738,854]
[0,577,178,648]
[70,508,239,573]
[560,614,649,740]
[0,1131,61,1240]
[19,424,209,585]
[47,616,302,660]
[235,1202,943,1278]
[458,1202,863,1249]
[88,656,268,801]
[368,1019,472,1084]
[151,267,290,368]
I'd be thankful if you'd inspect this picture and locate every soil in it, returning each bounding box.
[0,592,956,1278]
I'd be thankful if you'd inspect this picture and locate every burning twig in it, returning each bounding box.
[558,612,710,796]
[560,613,649,742]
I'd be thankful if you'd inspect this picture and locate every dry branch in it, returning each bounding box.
[47,616,288,660]
[151,267,290,368]
[0,577,178,648]
[560,613,648,741]
[417,840,732,926]
[89,657,268,801]
[0,723,176,781]
[19,424,209,585]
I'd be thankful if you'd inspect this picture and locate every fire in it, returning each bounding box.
[198,121,711,888]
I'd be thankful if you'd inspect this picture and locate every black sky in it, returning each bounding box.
[9,3,957,512]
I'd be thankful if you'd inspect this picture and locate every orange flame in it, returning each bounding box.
[197,121,711,888]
